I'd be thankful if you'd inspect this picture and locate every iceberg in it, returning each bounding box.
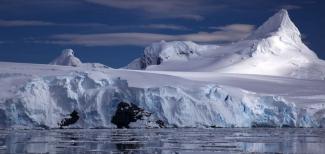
[0,10,325,129]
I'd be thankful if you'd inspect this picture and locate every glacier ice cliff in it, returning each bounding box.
[0,71,321,129]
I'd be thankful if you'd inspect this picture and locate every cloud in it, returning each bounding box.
[139,24,189,31]
[102,24,190,31]
[41,24,255,46]
[83,0,306,21]
[0,19,111,27]
[170,15,205,21]
[279,4,302,10]
[0,19,189,31]
[85,0,203,12]
[209,24,255,33]
[84,0,224,20]
[0,19,56,27]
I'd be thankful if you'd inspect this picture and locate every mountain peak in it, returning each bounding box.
[61,49,75,57]
[50,49,82,67]
[247,9,301,40]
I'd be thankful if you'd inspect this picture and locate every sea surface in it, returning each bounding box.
[0,128,324,153]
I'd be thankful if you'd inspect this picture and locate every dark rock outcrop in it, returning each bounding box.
[111,102,151,128]
[156,120,166,128]
[58,110,79,128]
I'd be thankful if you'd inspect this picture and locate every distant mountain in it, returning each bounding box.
[50,48,110,69]
[126,10,325,80]
[50,49,82,67]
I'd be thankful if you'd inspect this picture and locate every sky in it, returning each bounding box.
[0,0,324,68]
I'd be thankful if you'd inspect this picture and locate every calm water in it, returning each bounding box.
[0,128,325,154]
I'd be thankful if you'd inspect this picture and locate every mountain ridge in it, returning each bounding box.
[126,9,325,80]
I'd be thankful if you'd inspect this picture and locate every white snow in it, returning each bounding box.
[0,10,325,129]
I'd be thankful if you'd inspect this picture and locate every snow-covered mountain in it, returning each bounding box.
[50,49,82,67]
[126,10,325,80]
[50,49,110,69]
[0,10,325,129]
[126,40,217,70]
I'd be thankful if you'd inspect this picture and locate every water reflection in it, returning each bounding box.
[0,128,325,153]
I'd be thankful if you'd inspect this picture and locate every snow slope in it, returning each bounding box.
[126,10,325,80]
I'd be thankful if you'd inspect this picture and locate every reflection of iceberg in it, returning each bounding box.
[238,129,325,154]
[114,136,143,152]
[2,130,157,153]
[2,129,325,153]
[242,142,283,153]
[4,131,56,154]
